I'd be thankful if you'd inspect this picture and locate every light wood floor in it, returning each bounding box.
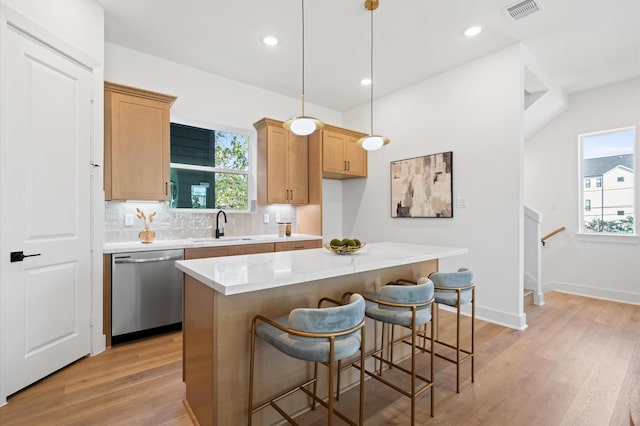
[0,292,638,425]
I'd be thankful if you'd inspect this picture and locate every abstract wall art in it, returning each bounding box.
[391,151,453,218]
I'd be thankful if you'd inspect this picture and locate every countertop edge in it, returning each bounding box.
[177,243,469,296]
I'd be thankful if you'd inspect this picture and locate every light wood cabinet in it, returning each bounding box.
[104,82,176,201]
[185,243,274,259]
[274,239,322,251]
[254,118,308,205]
[322,127,367,179]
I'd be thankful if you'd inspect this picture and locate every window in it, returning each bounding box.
[170,122,250,210]
[579,127,635,234]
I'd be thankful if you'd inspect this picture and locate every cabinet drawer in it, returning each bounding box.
[185,246,233,259]
[274,240,322,252]
[233,243,274,255]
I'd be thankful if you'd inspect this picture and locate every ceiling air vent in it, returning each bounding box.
[504,0,542,21]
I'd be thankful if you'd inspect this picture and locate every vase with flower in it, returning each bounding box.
[136,208,156,243]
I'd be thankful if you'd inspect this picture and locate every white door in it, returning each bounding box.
[0,20,92,397]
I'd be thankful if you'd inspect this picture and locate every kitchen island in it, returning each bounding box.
[175,242,468,426]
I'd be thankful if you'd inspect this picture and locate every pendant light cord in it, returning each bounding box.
[369,6,374,135]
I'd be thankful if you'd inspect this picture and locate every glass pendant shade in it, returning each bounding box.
[359,134,390,151]
[283,115,324,136]
[284,0,323,136]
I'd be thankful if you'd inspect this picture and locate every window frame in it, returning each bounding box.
[578,126,637,238]
[169,115,256,213]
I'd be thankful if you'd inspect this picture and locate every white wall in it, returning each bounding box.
[525,78,640,304]
[341,45,527,329]
[105,42,341,136]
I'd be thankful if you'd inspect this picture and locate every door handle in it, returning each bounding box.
[10,251,41,262]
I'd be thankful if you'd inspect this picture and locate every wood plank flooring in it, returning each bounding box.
[0,292,638,425]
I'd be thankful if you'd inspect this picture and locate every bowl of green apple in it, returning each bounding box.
[324,238,365,255]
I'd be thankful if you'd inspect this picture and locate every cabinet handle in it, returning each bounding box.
[347,161,351,171]
[290,189,293,200]
[165,182,168,196]
[344,160,347,171]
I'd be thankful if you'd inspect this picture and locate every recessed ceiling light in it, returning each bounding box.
[464,26,483,37]
[360,78,372,86]
[262,36,278,46]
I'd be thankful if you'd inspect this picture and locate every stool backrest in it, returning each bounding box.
[378,280,434,310]
[428,269,474,288]
[288,293,365,341]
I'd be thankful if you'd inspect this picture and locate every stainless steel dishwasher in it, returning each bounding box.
[111,249,184,344]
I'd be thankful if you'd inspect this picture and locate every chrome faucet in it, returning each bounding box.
[215,210,227,239]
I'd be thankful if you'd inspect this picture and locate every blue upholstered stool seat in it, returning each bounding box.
[428,268,475,393]
[364,282,434,327]
[431,269,474,307]
[256,295,365,363]
[249,293,366,426]
[357,280,435,423]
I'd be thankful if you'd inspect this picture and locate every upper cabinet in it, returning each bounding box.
[104,82,176,201]
[254,118,308,205]
[321,127,368,179]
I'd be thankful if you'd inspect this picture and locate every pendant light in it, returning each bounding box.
[357,0,390,151]
[283,0,324,136]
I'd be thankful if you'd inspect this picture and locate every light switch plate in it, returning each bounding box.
[263,213,270,224]
[455,197,467,208]
[124,214,134,226]
[275,213,281,222]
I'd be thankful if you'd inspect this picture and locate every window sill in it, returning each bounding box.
[575,232,639,244]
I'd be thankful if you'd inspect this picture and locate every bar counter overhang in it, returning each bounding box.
[176,242,468,425]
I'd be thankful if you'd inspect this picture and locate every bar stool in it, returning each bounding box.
[428,268,475,393]
[248,293,366,426]
[359,279,435,424]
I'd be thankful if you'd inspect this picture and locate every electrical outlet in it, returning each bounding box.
[263,213,270,224]
[124,214,134,226]
[455,197,467,208]
[275,213,281,222]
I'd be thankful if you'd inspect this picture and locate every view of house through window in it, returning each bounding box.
[580,127,636,234]
[170,122,249,210]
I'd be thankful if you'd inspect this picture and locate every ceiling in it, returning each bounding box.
[96,0,640,112]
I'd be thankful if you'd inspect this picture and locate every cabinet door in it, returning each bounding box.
[108,91,171,200]
[322,130,346,174]
[344,135,367,177]
[287,133,309,204]
[266,126,289,204]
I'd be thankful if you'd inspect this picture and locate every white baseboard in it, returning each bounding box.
[438,304,528,331]
[543,281,640,305]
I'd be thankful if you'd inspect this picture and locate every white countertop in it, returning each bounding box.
[175,242,468,296]
[103,234,322,254]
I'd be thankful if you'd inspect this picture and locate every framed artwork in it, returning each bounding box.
[391,151,453,218]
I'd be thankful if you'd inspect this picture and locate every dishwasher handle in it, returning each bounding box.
[114,254,183,264]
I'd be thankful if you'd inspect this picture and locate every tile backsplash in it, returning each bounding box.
[105,201,297,242]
